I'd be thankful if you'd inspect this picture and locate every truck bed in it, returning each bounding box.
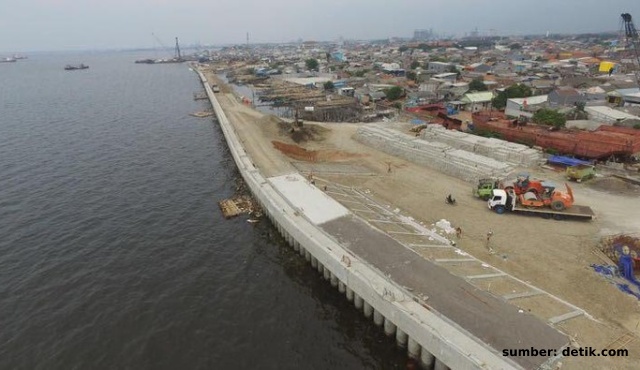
[512,204,594,219]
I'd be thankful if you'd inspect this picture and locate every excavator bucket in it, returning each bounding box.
[565,183,574,203]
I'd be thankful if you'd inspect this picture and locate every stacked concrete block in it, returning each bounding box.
[419,124,542,167]
[355,124,515,183]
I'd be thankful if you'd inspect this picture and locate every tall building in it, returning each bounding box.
[413,29,433,41]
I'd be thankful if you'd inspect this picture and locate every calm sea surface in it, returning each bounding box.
[0,51,406,370]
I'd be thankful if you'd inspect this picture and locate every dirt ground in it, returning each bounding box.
[204,71,640,370]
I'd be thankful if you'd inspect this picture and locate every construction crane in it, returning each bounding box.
[151,33,183,61]
[621,13,640,87]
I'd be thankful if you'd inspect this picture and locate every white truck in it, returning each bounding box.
[487,189,594,221]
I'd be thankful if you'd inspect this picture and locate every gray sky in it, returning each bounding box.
[2,0,640,52]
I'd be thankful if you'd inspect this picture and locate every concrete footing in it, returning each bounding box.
[346,288,354,302]
[396,329,408,348]
[373,309,384,326]
[421,347,436,369]
[363,302,373,318]
[408,337,421,360]
[323,268,331,281]
[311,257,317,268]
[354,294,364,309]
[434,358,449,370]
[384,318,396,336]
[338,281,346,293]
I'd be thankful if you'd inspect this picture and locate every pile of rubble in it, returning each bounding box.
[420,124,543,167]
[354,124,514,183]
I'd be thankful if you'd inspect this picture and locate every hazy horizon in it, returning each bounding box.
[2,0,640,53]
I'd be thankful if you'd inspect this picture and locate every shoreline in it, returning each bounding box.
[194,65,640,365]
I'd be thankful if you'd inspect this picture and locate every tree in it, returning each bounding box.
[305,58,319,71]
[410,61,421,70]
[532,108,566,128]
[491,84,532,109]
[509,43,523,50]
[398,45,409,53]
[447,65,460,78]
[469,78,488,91]
[323,81,334,90]
[384,86,404,101]
[406,71,417,82]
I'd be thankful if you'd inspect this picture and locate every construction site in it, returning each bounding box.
[197,64,640,369]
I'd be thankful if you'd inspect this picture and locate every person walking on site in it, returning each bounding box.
[486,231,494,254]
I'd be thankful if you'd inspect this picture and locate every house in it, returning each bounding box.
[529,79,555,95]
[433,72,458,83]
[427,61,453,73]
[584,106,640,125]
[548,87,586,107]
[505,95,548,118]
[338,87,355,97]
[369,91,387,102]
[460,91,494,112]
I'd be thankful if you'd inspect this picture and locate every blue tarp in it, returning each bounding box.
[547,155,592,167]
[411,119,425,125]
[591,260,640,300]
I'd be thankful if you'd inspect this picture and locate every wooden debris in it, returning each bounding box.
[190,111,214,118]
[194,93,208,101]
[219,199,242,219]
[218,195,263,219]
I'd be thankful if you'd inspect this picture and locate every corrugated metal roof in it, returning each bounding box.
[461,91,493,103]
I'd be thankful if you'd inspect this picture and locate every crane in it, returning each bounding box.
[151,33,183,61]
[621,13,640,87]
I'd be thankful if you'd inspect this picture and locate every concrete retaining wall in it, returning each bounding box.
[196,70,520,370]
[355,124,515,183]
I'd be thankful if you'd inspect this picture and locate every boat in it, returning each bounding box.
[13,54,27,60]
[64,64,89,71]
[471,111,640,160]
[1,57,17,63]
[135,59,155,64]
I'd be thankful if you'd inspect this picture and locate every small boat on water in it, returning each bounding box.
[64,64,89,71]
[135,59,155,64]
[1,57,17,63]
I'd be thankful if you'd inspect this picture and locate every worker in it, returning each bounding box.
[446,194,455,205]
[486,231,494,253]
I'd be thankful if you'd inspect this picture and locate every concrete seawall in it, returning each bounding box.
[195,69,529,370]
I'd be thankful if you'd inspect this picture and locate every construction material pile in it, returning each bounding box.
[420,124,543,167]
[355,124,514,183]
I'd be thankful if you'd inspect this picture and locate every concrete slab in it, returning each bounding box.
[321,215,568,370]
[269,173,350,225]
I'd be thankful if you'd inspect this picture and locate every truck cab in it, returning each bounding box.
[475,178,500,200]
[487,189,512,214]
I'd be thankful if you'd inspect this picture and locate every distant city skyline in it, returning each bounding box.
[1,0,640,53]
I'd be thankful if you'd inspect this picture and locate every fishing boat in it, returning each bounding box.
[1,57,17,63]
[64,64,89,71]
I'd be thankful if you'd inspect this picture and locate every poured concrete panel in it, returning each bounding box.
[268,173,350,225]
